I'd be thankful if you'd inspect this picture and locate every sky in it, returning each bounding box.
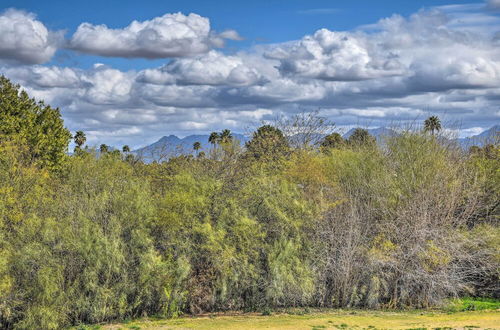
[1,0,499,148]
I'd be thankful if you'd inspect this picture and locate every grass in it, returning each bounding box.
[91,310,500,330]
[75,299,500,330]
[445,298,500,312]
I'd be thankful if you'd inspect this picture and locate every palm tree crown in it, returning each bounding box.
[208,132,220,145]
[220,129,233,144]
[74,130,86,148]
[424,116,441,135]
[99,144,109,153]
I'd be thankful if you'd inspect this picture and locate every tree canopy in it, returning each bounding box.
[347,128,375,147]
[0,76,71,171]
[245,125,290,161]
[0,82,498,329]
[424,116,442,135]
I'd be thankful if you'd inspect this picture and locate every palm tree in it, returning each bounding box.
[99,144,109,153]
[122,145,130,153]
[208,132,220,146]
[74,130,86,152]
[193,141,201,155]
[424,116,441,135]
[220,129,233,144]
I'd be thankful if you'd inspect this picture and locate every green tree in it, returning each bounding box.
[245,125,289,161]
[0,76,71,171]
[220,129,233,144]
[74,131,86,149]
[347,128,375,147]
[208,132,220,147]
[193,141,201,155]
[99,144,109,154]
[424,116,441,135]
[320,132,345,151]
[73,130,86,154]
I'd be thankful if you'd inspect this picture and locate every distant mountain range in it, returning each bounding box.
[457,125,499,148]
[132,125,499,161]
[133,133,249,161]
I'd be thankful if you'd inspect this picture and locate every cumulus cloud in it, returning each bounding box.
[218,29,243,41]
[137,51,265,86]
[267,29,404,81]
[0,9,62,64]
[3,65,81,88]
[2,5,500,147]
[68,12,240,58]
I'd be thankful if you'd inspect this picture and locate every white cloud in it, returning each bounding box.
[137,51,265,86]
[81,65,134,105]
[0,9,62,64]
[267,28,404,81]
[2,65,81,88]
[69,12,239,58]
[2,5,499,147]
[218,29,243,40]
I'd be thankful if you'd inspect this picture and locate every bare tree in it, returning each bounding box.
[274,110,336,149]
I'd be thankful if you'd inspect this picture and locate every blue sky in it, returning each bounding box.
[0,0,499,147]
[2,0,487,69]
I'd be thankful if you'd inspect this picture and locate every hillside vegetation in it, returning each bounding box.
[0,77,498,329]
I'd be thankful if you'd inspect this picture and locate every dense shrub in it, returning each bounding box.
[0,80,498,327]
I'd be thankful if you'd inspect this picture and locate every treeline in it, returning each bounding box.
[0,77,498,329]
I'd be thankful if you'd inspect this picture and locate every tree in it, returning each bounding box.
[245,125,289,160]
[347,128,375,147]
[193,141,201,155]
[220,129,233,144]
[424,116,441,135]
[100,144,109,154]
[74,131,86,150]
[0,76,71,171]
[122,145,130,153]
[320,132,345,151]
[275,110,335,149]
[208,132,220,147]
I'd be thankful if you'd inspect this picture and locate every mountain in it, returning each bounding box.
[457,125,499,148]
[133,125,498,162]
[133,133,249,161]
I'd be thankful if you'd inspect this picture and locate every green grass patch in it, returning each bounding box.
[446,297,500,312]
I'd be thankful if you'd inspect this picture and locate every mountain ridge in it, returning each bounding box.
[132,125,499,161]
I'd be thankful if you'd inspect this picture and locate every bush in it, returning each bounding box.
[0,92,498,328]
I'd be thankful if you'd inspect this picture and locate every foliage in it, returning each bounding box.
[0,86,498,328]
[346,128,375,147]
[445,297,500,312]
[424,116,442,135]
[74,131,86,153]
[320,132,345,152]
[245,125,290,161]
[0,76,71,171]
